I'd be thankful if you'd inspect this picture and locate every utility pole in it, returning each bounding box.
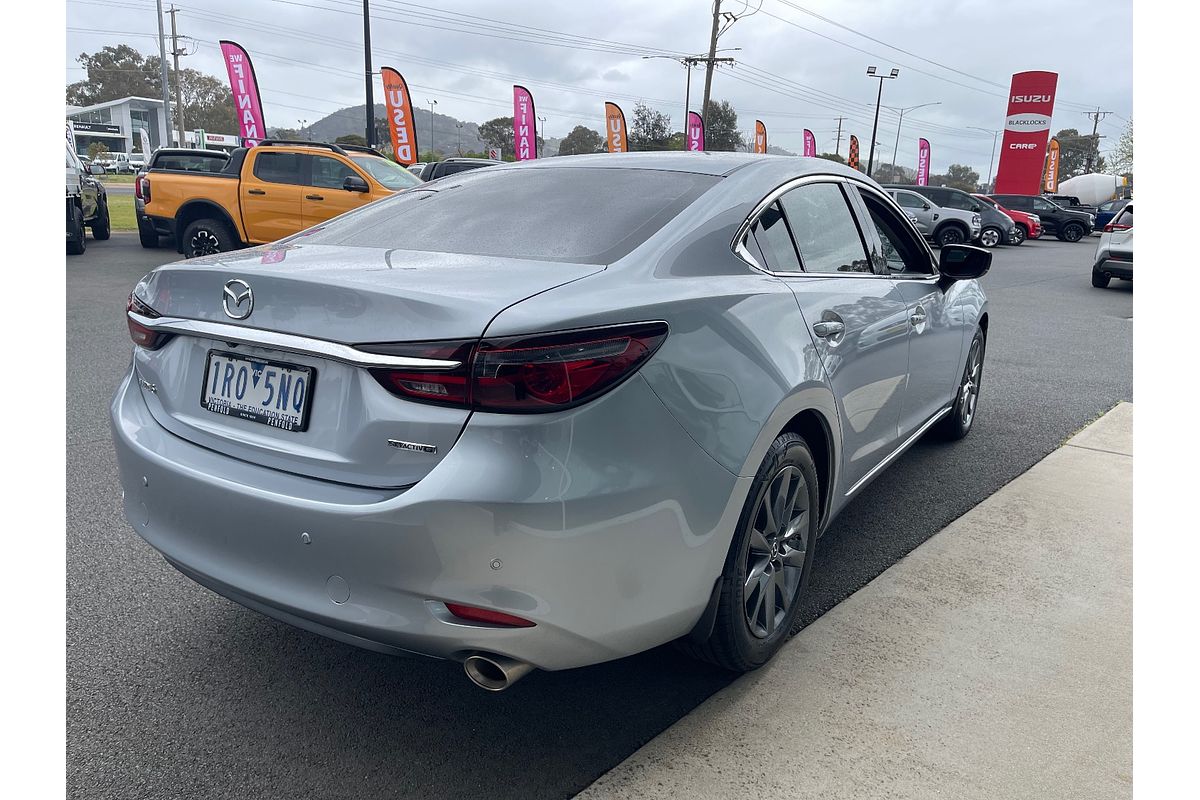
[167,5,185,146]
[700,0,721,131]
[363,1,374,147]
[426,99,437,157]
[969,127,1001,190]
[155,0,172,143]
[1084,107,1112,173]
[834,117,844,156]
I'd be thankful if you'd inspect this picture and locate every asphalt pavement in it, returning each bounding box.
[66,232,1132,800]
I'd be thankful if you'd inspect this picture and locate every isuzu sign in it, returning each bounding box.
[993,70,1058,194]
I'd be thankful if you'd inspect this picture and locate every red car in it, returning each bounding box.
[973,194,1041,245]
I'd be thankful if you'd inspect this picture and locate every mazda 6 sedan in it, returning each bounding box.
[112,152,990,691]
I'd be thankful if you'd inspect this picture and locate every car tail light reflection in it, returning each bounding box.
[366,322,668,413]
[444,602,535,628]
[126,293,171,350]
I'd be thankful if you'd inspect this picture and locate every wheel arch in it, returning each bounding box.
[933,219,970,239]
[174,201,243,253]
[779,408,835,533]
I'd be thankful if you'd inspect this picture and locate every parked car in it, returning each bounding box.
[139,140,422,257]
[972,194,1041,244]
[112,153,990,689]
[1093,198,1130,231]
[990,194,1094,242]
[136,148,233,248]
[94,151,134,174]
[1043,194,1097,216]
[884,184,1015,249]
[886,187,982,247]
[66,143,111,255]
[128,153,147,172]
[407,162,429,178]
[419,157,505,182]
[1091,202,1132,288]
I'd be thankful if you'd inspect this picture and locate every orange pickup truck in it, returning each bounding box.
[139,140,422,258]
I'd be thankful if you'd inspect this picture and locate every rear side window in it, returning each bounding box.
[750,202,802,273]
[254,152,305,185]
[301,167,719,264]
[1113,205,1133,226]
[935,189,975,211]
[780,183,872,274]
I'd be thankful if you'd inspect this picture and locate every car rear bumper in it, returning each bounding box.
[1093,256,1133,280]
[110,366,747,671]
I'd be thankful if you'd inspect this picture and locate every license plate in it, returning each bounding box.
[201,350,315,432]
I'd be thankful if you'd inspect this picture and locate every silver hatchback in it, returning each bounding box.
[112,153,989,690]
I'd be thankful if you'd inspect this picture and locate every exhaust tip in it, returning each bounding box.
[464,654,534,692]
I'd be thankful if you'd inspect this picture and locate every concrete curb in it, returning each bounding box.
[580,403,1132,800]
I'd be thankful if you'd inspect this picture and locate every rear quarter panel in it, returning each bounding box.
[145,171,245,239]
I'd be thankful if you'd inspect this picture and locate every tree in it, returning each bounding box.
[556,125,603,156]
[335,134,368,147]
[703,99,744,152]
[629,102,672,151]
[929,163,980,191]
[1110,119,1133,175]
[87,142,110,161]
[816,152,845,164]
[478,117,514,158]
[1052,128,1106,179]
[872,163,916,183]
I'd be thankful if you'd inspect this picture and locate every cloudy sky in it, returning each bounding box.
[66,0,1132,175]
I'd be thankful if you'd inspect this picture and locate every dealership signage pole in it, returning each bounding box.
[155,0,172,140]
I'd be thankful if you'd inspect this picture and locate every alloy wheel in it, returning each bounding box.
[1011,226,1026,245]
[939,228,964,246]
[189,229,222,257]
[743,465,809,639]
[980,228,1001,247]
[1064,225,1083,242]
[959,338,983,429]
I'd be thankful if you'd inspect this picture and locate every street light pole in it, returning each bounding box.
[888,101,940,178]
[155,0,172,142]
[865,66,899,178]
[969,127,1001,190]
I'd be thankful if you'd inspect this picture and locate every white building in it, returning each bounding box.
[67,96,242,155]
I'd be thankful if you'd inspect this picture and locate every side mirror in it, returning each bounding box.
[939,244,991,281]
[343,175,369,193]
[921,202,931,210]
[88,164,106,175]
[971,204,982,213]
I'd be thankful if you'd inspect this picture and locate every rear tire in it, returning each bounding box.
[1062,222,1085,242]
[139,223,160,248]
[936,327,985,441]
[181,218,235,258]
[680,433,819,673]
[1092,269,1111,288]
[90,201,111,240]
[67,205,86,255]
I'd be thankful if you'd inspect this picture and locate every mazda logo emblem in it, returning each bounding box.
[222,279,254,320]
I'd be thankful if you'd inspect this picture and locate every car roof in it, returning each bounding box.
[502,151,873,180]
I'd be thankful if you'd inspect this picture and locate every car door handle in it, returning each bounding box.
[305,194,325,201]
[910,307,928,326]
[812,321,845,339]
[247,188,266,195]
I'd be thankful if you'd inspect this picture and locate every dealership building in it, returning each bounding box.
[66,96,242,155]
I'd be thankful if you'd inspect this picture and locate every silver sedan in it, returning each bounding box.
[112,152,989,690]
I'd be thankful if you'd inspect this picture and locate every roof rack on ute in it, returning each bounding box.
[256,139,349,156]
[337,143,388,159]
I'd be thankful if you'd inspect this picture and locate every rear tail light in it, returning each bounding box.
[444,602,535,628]
[126,293,171,350]
[135,176,149,202]
[1103,223,1131,232]
[365,321,668,413]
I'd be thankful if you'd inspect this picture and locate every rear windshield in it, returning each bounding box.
[301,166,719,264]
[153,153,229,172]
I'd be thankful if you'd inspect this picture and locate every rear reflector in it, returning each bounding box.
[366,321,668,413]
[444,603,535,628]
